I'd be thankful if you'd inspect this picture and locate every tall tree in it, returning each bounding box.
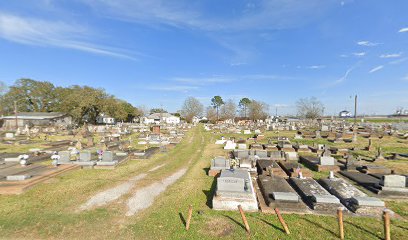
[180,97,204,123]
[220,99,237,120]
[239,97,252,118]
[2,78,56,113]
[248,100,269,120]
[206,106,217,123]
[211,95,224,120]
[296,97,324,120]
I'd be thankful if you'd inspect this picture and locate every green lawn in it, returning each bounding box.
[0,125,407,239]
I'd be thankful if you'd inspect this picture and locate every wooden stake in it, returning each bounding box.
[275,208,290,234]
[238,205,251,234]
[185,205,193,231]
[383,209,391,240]
[337,207,344,240]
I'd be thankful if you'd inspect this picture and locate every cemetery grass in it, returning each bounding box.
[124,128,408,240]
[0,126,407,239]
[0,127,201,239]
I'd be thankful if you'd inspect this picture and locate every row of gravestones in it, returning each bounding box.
[57,151,117,166]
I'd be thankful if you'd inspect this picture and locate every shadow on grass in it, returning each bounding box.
[344,221,382,239]
[223,215,247,232]
[254,217,285,233]
[179,213,186,227]
[202,177,217,208]
[394,224,408,231]
[299,217,337,236]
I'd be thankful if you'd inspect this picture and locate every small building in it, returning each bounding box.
[96,114,116,125]
[143,113,180,125]
[0,112,72,129]
[339,110,352,118]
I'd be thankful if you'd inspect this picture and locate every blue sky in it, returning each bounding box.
[0,0,407,115]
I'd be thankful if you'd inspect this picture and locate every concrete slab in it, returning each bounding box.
[6,175,32,181]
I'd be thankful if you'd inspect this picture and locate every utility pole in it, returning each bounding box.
[14,100,18,130]
[354,95,357,126]
[275,106,278,117]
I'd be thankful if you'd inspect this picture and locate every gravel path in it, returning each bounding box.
[125,168,187,216]
[78,164,167,211]
[78,173,147,211]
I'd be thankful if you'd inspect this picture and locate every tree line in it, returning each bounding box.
[179,96,270,122]
[0,79,325,124]
[0,79,141,124]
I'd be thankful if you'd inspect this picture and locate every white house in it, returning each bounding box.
[96,114,116,125]
[339,110,352,118]
[143,113,180,125]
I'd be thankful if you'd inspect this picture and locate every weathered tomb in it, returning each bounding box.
[300,156,340,172]
[293,144,311,153]
[258,175,307,213]
[359,165,392,175]
[277,140,296,152]
[76,151,95,167]
[284,151,299,161]
[233,150,249,159]
[95,151,119,168]
[309,144,325,155]
[289,177,342,213]
[269,151,285,161]
[57,151,72,164]
[209,156,230,176]
[255,150,268,159]
[256,160,287,178]
[213,169,258,211]
[320,177,385,215]
[278,161,313,178]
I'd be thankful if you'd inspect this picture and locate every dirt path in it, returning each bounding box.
[125,168,187,216]
[78,127,202,214]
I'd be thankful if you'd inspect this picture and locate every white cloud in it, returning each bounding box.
[357,41,380,47]
[380,52,402,58]
[0,12,136,60]
[398,27,408,33]
[369,65,384,73]
[306,65,326,69]
[353,52,366,57]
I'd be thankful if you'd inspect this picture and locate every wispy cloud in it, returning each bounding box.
[334,66,355,85]
[389,57,408,65]
[357,41,380,47]
[369,65,384,73]
[82,0,339,31]
[170,74,289,86]
[380,52,402,58]
[0,12,136,60]
[398,27,408,33]
[402,75,408,81]
[353,52,366,57]
[304,65,326,69]
[172,76,233,85]
[147,85,199,92]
